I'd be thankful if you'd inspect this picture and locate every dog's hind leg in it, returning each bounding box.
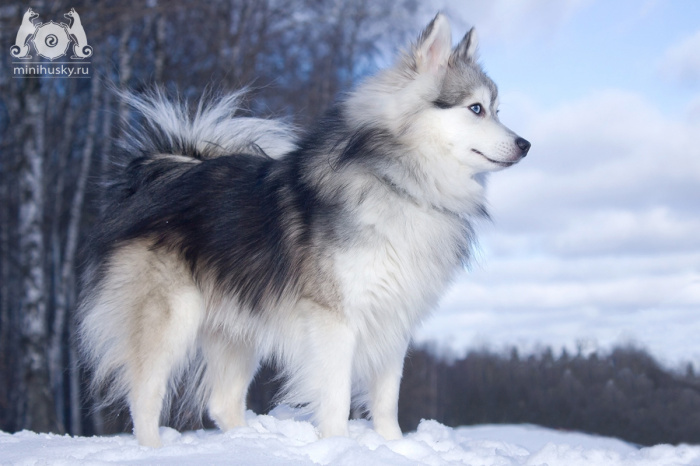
[201,332,259,431]
[99,243,204,447]
[127,284,203,447]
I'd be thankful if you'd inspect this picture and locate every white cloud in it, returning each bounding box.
[421,253,700,363]
[431,0,594,44]
[659,29,700,86]
[687,94,700,122]
[485,90,700,247]
[489,89,700,257]
[547,208,700,256]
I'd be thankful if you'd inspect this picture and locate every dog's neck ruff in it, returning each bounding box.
[375,173,465,220]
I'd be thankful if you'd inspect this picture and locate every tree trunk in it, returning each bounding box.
[154,14,167,82]
[118,21,133,124]
[47,79,77,431]
[0,116,10,431]
[17,78,59,433]
[50,75,101,434]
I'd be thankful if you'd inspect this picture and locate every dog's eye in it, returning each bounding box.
[469,104,482,115]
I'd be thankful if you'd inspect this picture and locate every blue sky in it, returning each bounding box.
[410,1,700,366]
[444,0,700,114]
[478,0,700,114]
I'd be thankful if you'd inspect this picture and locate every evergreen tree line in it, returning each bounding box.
[397,345,700,447]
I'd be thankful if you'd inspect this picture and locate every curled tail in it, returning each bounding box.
[117,87,297,162]
[103,87,298,207]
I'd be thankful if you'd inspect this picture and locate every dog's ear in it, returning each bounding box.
[414,13,452,74]
[450,27,478,66]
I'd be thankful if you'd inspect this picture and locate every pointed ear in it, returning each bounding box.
[414,13,452,74]
[450,27,478,66]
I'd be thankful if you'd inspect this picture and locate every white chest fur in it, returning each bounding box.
[333,195,465,342]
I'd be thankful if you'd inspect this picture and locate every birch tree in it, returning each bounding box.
[17,76,60,433]
[50,75,101,433]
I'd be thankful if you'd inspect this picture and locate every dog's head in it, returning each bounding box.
[344,14,530,213]
[349,14,530,174]
[64,8,77,20]
[408,14,530,173]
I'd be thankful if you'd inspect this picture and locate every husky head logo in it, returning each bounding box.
[10,8,39,59]
[9,8,92,61]
[64,8,92,58]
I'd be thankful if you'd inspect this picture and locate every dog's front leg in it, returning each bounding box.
[368,342,408,440]
[302,306,355,438]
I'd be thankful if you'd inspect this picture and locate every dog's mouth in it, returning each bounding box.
[471,149,516,167]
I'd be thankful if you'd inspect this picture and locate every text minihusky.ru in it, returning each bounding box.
[13,63,91,78]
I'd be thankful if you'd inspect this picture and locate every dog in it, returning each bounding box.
[77,13,530,448]
[10,8,39,59]
[64,8,92,59]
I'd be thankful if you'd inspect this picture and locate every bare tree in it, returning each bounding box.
[16,76,60,433]
[117,18,134,123]
[50,74,101,433]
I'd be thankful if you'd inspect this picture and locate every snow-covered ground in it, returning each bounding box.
[3,406,700,465]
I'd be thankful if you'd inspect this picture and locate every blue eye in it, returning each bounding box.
[469,104,482,115]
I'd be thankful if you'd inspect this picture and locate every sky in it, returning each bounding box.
[412,0,700,367]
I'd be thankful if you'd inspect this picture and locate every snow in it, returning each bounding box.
[3,406,700,465]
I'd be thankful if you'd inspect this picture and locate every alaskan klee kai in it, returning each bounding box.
[78,13,530,447]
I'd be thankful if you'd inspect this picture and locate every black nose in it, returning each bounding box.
[516,137,531,156]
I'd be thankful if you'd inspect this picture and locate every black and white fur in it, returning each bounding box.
[78,14,530,447]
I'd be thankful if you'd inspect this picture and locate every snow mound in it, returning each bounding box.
[2,406,700,465]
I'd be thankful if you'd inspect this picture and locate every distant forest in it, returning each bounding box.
[2,0,699,449]
[398,345,700,446]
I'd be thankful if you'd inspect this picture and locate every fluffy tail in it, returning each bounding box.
[117,88,297,161]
